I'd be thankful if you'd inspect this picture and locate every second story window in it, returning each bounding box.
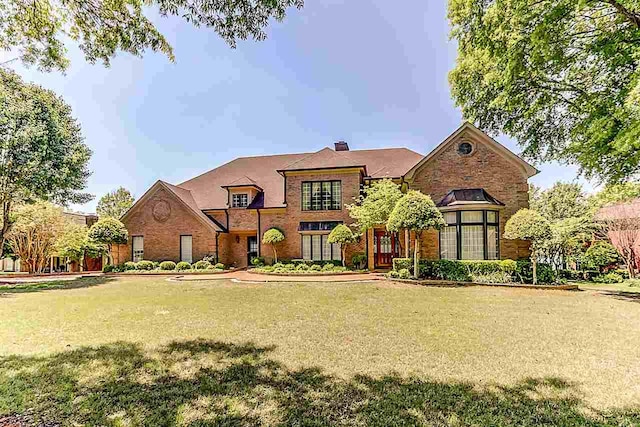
[302,181,341,211]
[232,193,248,208]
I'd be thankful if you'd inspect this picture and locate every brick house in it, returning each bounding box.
[119,123,536,269]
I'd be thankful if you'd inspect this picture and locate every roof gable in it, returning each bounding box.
[122,180,222,232]
[404,122,538,181]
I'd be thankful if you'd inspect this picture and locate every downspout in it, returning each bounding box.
[225,209,229,230]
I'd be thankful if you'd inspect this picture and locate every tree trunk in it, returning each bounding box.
[405,230,410,258]
[414,233,420,279]
[342,246,346,267]
[532,256,538,285]
[273,245,278,264]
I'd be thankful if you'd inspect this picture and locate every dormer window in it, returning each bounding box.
[232,193,248,208]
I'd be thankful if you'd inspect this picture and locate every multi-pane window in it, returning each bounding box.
[132,236,144,262]
[439,210,500,260]
[232,193,248,208]
[302,181,341,211]
[301,232,342,262]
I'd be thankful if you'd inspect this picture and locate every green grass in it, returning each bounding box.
[1,276,639,426]
[578,280,640,294]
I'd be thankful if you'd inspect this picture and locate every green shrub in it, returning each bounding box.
[593,272,624,284]
[558,269,581,281]
[333,266,348,272]
[124,261,137,271]
[387,270,399,278]
[310,264,322,272]
[613,269,630,279]
[136,260,154,271]
[201,255,217,264]
[251,256,265,267]
[431,260,470,281]
[214,263,225,270]
[581,241,619,272]
[351,252,367,269]
[159,261,176,271]
[103,264,115,273]
[176,262,191,271]
[283,263,296,271]
[322,263,334,271]
[296,263,309,271]
[514,260,554,284]
[398,268,411,279]
[392,258,412,272]
[193,260,211,270]
[273,262,284,269]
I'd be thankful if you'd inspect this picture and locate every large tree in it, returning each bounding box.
[0,68,92,255]
[88,217,128,265]
[530,182,589,222]
[96,187,134,219]
[387,191,445,279]
[0,0,304,72]
[589,182,640,209]
[449,0,640,183]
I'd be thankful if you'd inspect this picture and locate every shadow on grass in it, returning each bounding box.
[1,339,637,426]
[595,290,640,304]
[0,276,115,295]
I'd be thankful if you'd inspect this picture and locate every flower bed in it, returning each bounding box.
[386,277,579,290]
[104,260,234,275]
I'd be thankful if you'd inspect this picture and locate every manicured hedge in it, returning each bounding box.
[392,258,518,282]
[159,261,176,271]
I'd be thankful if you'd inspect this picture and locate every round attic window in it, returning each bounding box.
[457,141,473,156]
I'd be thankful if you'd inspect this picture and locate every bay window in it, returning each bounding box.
[439,210,500,260]
[300,221,342,261]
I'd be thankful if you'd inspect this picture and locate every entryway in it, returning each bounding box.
[374,230,399,268]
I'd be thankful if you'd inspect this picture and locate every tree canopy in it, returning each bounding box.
[6,202,66,273]
[387,190,445,278]
[0,68,92,254]
[589,182,640,209]
[449,0,640,183]
[56,221,105,265]
[0,0,304,72]
[530,182,589,222]
[327,224,356,267]
[504,208,552,284]
[97,187,135,219]
[347,179,403,233]
[262,228,285,263]
[88,217,128,265]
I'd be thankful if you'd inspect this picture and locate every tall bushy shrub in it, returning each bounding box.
[262,228,285,263]
[504,209,552,284]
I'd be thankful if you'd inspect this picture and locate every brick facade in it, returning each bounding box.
[121,187,218,263]
[121,124,533,270]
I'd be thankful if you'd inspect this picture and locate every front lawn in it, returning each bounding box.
[1,276,639,425]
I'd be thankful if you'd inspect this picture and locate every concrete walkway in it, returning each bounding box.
[172,270,383,283]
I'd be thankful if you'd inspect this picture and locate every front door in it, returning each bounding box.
[374,230,397,267]
[247,236,258,265]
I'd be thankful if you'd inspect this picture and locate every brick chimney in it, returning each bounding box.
[334,140,349,151]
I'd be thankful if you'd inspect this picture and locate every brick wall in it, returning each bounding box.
[121,187,218,263]
[409,133,530,260]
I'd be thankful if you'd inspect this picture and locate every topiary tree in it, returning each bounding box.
[582,241,620,273]
[262,228,285,263]
[504,209,552,284]
[327,224,357,267]
[387,190,445,279]
[88,218,128,266]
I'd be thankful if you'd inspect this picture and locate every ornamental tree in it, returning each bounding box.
[0,0,304,72]
[88,218,128,265]
[0,69,92,257]
[530,182,589,223]
[449,0,640,183]
[6,202,66,273]
[347,179,403,232]
[262,228,285,264]
[387,190,445,278]
[56,222,105,271]
[97,187,135,219]
[504,209,552,284]
[327,224,357,267]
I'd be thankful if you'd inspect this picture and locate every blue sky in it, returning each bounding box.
[5,1,595,212]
